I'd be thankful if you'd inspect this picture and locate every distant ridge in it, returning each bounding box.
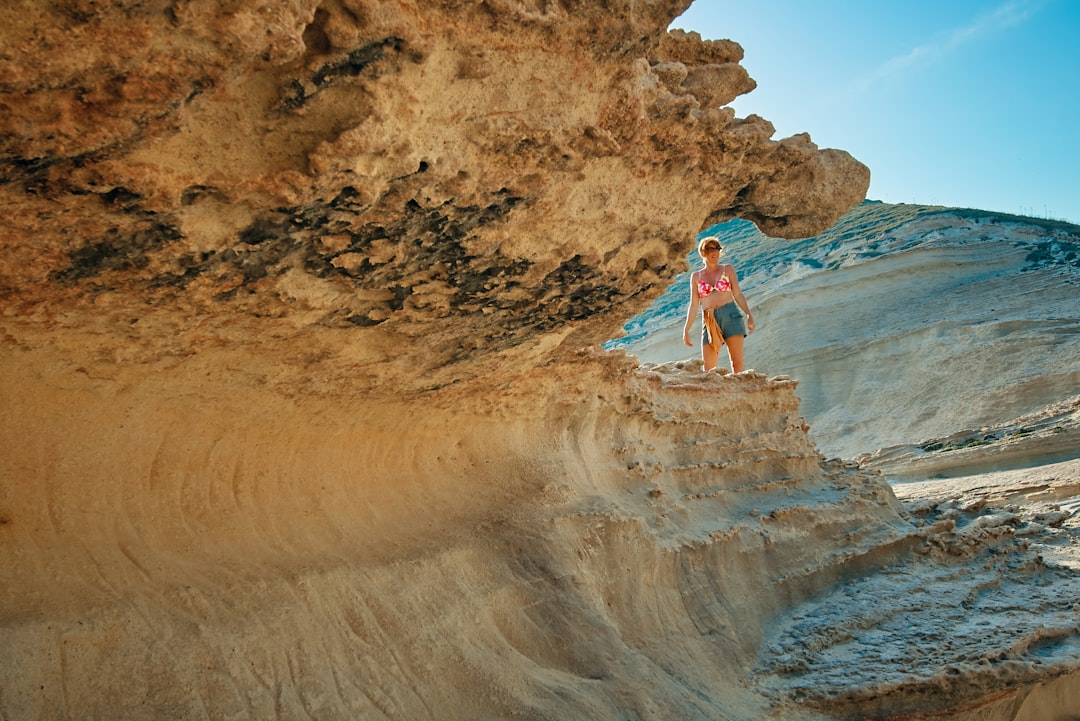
[608,200,1080,350]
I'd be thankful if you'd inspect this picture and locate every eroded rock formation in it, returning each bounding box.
[0,0,868,394]
[3,342,914,718]
[22,2,1077,720]
[617,201,1080,719]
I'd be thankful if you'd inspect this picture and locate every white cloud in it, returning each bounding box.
[849,0,1050,92]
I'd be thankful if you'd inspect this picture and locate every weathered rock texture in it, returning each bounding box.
[0,0,868,395]
[18,2,1075,721]
[4,345,914,719]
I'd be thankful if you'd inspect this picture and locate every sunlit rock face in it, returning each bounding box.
[0,0,868,394]
[29,3,1065,721]
[7,1,1080,719]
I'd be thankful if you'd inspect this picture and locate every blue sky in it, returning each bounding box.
[671,0,1080,224]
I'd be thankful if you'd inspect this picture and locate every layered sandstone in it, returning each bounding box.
[3,344,914,719]
[9,2,1077,720]
[620,202,1080,461]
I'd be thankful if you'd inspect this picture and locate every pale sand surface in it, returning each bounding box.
[757,455,1080,720]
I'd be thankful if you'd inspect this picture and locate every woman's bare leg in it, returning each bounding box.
[702,343,719,371]
[726,334,746,373]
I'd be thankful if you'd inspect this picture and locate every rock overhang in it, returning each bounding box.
[0,1,868,395]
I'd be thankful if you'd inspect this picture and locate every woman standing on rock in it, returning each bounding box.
[682,235,755,372]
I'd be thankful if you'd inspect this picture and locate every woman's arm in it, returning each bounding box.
[682,271,700,346]
[728,266,755,333]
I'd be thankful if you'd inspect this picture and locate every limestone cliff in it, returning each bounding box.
[9,2,1075,721]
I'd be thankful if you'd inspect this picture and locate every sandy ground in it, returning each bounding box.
[757,454,1080,720]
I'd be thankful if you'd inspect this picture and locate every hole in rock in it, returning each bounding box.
[302,8,332,55]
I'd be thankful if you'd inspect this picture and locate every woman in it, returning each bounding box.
[682,235,755,372]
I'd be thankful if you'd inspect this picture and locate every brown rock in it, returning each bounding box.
[0,3,892,720]
[0,0,868,393]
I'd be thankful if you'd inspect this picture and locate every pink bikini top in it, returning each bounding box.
[697,273,731,298]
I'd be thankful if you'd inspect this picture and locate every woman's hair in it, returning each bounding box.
[697,235,724,257]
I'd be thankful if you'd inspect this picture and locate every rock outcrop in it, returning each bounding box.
[0,0,868,395]
[3,344,915,719]
[11,2,1077,721]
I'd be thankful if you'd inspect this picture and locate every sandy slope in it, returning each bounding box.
[1,342,913,720]
[6,330,1080,720]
